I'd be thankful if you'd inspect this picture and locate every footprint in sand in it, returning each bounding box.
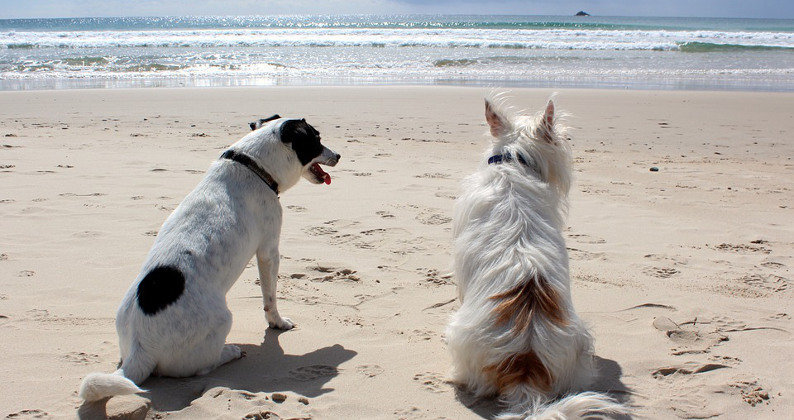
[710,242,771,254]
[643,266,680,278]
[394,407,426,419]
[330,233,361,245]
[376,210,395,219]
[760,261,785,269]
[574,273,626,288]
[59,192,106,198]
[361,228,388,236]
[410,329,436,341]
[308,265,360,282]
[352,228,411,251]
[567,233,606,244]
[415,172,450,179]
[653,316,729,355]
[708,355,742,366]
[304,226,338,236]
[157,204,175,212]
[356,364,384,378]
[413,372,450,393]
[289,364,338,381]
[17,270,35,278]
[5,409,48,419]
[730,380,771,407]
[651,362,730,379]
[739,274,788,294]
[415,210,451,226]
[418,268,452,286]
[62,351,101,365]
[74,231,102,238]
[243,411,282,420]
[765,312,790,321]
[286,205,307,213]
[643,253,688,265]
[434,191,457,200]
[712,274,788,298]
[566,247,606,261]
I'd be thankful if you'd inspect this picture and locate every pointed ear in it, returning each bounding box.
[543,100,555,129]
[537,100,557,144]
[485,99,509,137]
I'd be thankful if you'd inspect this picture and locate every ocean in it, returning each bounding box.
[1,15,793,91]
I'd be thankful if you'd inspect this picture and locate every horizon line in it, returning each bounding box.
[1,13,793,21]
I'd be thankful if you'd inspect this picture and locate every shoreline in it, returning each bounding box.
[2,76,794,93]
[1,86,792,418]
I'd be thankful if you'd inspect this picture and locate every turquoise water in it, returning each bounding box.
[1,15,793,91]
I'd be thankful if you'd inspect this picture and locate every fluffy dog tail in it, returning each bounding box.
[78,345,153,402]
[498,391,626,420]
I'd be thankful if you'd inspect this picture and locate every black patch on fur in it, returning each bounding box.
[279,118,324,166]
[136,265,185,316]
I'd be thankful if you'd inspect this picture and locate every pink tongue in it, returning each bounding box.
[312,163,331,185]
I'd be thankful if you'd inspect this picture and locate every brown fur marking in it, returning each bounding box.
[489,272,567,331]
[484,350,552,393]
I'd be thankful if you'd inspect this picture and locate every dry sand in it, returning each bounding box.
[0,86,792,419]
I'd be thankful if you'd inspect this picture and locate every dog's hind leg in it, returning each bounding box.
[157,308,242,377]
[257,245,294,330]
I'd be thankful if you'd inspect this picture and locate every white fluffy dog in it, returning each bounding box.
[446,96,623,419]
[79,115,339,402]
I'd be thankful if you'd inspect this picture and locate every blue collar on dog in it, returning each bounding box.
[220,149,279,196]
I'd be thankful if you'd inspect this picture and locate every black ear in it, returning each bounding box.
[248,114,281,131]
[279,119,310,143]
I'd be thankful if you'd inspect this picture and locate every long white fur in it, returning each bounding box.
[79,118,339,402]
[446,95,624,419]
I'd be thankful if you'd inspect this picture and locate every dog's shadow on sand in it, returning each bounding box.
[83,328,357,415]
[457,356,633,419]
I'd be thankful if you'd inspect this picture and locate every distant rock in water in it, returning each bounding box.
[575,11,590,16]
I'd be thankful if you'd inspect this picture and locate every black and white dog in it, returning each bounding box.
[79,115,340,401]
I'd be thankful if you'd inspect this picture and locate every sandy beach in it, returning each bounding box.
[0,86,792,419]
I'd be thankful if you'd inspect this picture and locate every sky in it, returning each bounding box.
[0,0,792,19]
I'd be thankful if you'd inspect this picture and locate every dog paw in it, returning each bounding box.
[222,344,243,359]
[269,317,295,330]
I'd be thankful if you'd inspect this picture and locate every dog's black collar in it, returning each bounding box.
[220,149,279,195]
[488,152,528,166]
[488,151,539,172]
